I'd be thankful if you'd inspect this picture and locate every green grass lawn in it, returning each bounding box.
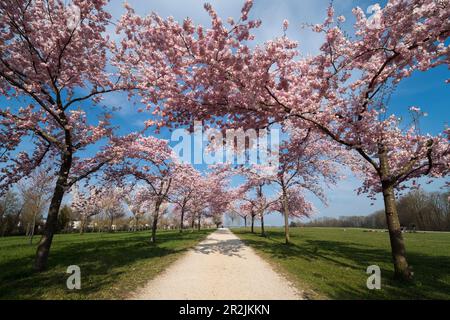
[232,227,450,300]
[0,229,214,300]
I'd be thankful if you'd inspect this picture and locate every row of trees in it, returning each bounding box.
[0,164,225,236]
[297,190,450,232]
[71,159,228,239]
[0,0,449,281]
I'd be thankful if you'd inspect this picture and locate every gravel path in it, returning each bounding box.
[130,228,303,300]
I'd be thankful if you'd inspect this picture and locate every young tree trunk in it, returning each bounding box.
[382,184,412,280]
[260,212,266,237]
[34,156,71,271]
[197,214,201,231]
[29,212,37,245]
[0,223,5,237]
[251,214,255,233]
[80,217,85,235]
[378,149,412,281]
[282,189,290,244]
[26,222,31,238]
[150,205,160,243]
[244,216,247,228]
[109,216,114,232]
[150,215,158,243]
[180,208,185,233]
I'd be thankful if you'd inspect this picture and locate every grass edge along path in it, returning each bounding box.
[231,227,450,300]
[0,229,214,300]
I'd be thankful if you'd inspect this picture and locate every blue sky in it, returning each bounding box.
[1,1,448,226]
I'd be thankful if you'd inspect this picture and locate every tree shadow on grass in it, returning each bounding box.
[237,230,450,299]
[0,230,211,299]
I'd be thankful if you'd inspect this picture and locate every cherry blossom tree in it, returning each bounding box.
[0,0,140,271]
[267,125,346,243]
[238,170,277,237]
[270,187,315,225]
[170,164,203,232]
[123,185,148,232]
[184,179,210,231]
[228,199,249,228]
[202,170,234,230]
[105,135,178,243]
[99,186,126,232]
[267,2,449,279]
[240,201,257,232]
[71,185,103,234]
[115,0,265,131]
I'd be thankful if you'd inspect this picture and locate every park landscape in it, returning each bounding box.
[0,0,449,301]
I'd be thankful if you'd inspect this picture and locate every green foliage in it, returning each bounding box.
[233,227,450,299]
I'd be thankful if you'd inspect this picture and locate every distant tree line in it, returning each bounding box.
[293,190,450,232]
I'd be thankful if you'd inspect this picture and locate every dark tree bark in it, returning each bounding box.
[379,150,412,281]
[34,154,71,271]
[251,214,255,233]
[133,216,138,232]
[382,184,412,280]
[109,216,114,232]
[282,188,290,244]
[80,217,86,235]
[180,208,185,233]
[260,211,266,237]
[150,204,160,243]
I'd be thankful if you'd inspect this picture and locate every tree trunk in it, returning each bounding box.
[34,156,71,272]
[109,216,114,232]
[180,208,185,233]
[26,223,31,238]
[0,223,5,237]
[244,216,247,228]
[251,214,255,233]
[282,189,290,244]
[150,216,158,243]
[378,147,412,280]
[197,214,201,231]
[80,217,85,235]
[382,183,412,280]
[29,212,37,245]
[191,215,195,230]
[260,212,266,237]
[150,205,160,243]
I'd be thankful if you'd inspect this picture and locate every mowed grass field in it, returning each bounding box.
[0,229,214,300]
[232,227,450,300]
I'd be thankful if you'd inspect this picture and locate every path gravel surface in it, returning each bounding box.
[130,228,303,300]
